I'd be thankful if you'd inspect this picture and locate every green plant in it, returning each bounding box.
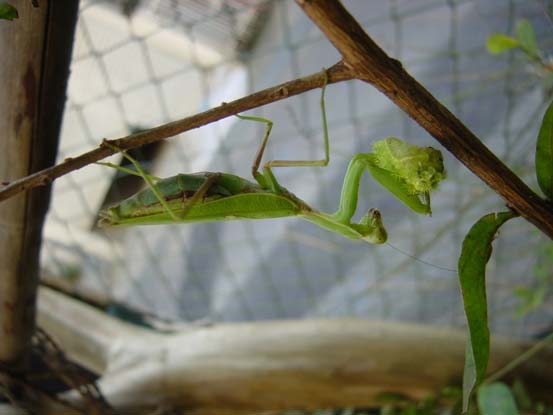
[487,19,553,94]
[456,19,553,412]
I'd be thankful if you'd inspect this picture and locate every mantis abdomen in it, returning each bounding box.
[99,172,306,226]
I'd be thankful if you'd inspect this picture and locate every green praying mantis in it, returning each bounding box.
[97,71,446,244]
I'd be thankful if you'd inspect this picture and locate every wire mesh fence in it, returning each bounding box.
[42,0,553,338]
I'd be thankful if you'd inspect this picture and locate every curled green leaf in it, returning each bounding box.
[0,3,18,20]
[458,211,516,413]
[477,383,518,415]
[536,100,553,200]
[486,34,519,54]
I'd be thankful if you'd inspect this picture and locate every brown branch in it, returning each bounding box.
[296,0,553,240]
[0,62,353,203]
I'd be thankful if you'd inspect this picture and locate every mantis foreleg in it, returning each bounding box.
[178,173,221,217]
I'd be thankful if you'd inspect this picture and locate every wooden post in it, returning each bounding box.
[0,0,78,385]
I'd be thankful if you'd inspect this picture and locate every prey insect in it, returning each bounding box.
[98,71,446,244]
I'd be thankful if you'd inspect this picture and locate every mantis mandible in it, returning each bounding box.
[98,70,446,244]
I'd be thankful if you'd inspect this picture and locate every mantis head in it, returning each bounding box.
[372,137,446,196]
[354,208,387,244]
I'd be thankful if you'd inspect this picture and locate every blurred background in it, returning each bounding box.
[42,0,553,338]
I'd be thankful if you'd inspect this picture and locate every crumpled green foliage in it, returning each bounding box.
[372,137,446,195]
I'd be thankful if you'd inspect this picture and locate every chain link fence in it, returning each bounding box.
[42,0,553,338]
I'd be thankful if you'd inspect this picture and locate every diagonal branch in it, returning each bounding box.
[0,62,353,203]
[296,0,553,240]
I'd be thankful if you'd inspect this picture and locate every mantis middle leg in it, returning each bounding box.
[236,69,330,193]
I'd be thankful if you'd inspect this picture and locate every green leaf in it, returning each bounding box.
[516,19,538,56]
[458,211,516,413]
[486,34,519,54]
[536,101,553,200]
[0,3,18,20]
[477,383,518,415]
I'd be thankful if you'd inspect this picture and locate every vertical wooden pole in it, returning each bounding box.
[0,0,79,380]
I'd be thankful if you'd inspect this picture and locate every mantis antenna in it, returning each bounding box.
[385,242,457,273]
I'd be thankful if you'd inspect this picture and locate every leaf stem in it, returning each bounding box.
[485,330,553,384]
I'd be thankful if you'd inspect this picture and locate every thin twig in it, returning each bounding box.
[485,331,553,384]
[0,62,353,203]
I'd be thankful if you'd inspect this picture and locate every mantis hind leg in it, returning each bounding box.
[236,68,330,193]
[177,173,221,218]
[100,140,180,221]
[99,141,223,221]
[95,161,161,182]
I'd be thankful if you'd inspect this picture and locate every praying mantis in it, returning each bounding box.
[98,71,446,244]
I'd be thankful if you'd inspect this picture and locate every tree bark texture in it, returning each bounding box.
[0,0,78,371]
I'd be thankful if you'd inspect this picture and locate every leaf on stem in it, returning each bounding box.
[458,211,516,412]
[536,100,553,200]
[486,34,519,54]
